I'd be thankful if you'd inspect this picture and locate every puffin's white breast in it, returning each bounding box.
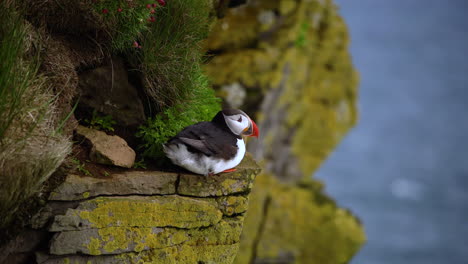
[163,138,245,175]
[207,138,245,174]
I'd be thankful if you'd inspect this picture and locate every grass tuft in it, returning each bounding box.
[135,0,221,160]
[135,0,212,109]
[0,2,71,228]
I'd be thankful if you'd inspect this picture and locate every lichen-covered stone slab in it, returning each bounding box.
[234,174,366,264]
[138,244,240,264]
[49,171,178,201]
[216,196,249,216]
[178,153,261,197]
[49,227,186,255]
[49,217,244,256]
[40,244,240,264]
[49,195,222,232]
[40,154,261,262]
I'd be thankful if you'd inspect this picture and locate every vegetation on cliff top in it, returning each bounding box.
[134,0,221,159]
[67,0,221,160]
[135,0,213,109]
[90,0,221,160]
[0,2,70,229]
[137,80,220,159]
[0,0,220,234]
[91,0,165,52]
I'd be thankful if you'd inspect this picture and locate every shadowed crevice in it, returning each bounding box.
[249,195,271,264]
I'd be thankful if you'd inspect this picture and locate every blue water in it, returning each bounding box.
[315,1,468,264]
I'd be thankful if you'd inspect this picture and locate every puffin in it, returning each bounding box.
[163,109,259,175]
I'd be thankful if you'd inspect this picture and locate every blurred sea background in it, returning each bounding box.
[315,0,468,264]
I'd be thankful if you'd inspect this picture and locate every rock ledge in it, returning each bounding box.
[34,154,260,264]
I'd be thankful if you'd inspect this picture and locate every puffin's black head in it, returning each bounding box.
[213,109,259,138]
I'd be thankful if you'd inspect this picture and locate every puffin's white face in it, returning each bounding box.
[220,109,259,138]
[223,112,251,136]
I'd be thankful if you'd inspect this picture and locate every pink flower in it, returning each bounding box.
[150,9,156,14]
[152,3,157,8]
[146,4,151,9]
[157,0,166,7]
[133,41,141,48]
[117,8,123,12]
[102,8,109,14]
[148,16,156,22]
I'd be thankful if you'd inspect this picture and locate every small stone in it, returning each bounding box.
[76,125,136,168]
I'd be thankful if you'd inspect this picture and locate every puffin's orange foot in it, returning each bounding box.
[222,168,237,173]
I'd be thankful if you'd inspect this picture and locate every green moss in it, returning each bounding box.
[295,21,309,48]
[137,83,220,159]
[131,0,222,160]
[83,192,90,199]
[83,109,116,133]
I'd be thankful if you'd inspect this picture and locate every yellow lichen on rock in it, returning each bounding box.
[234,173,366,264]
[87,237,102,256]
[204,0,359,180]
[78,195,223,229]
[41,155,262,263]
[203,1,365,263]
[216,196,249,216]
[120,244,240,264]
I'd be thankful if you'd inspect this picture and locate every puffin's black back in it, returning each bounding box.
[166,113,239,160]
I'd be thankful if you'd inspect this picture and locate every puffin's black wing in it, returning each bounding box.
[167,121,238,159]
[177,137,215,156]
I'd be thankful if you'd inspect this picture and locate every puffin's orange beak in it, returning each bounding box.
[249,119,259,138]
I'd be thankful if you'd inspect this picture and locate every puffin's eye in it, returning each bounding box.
[237,116,242,122]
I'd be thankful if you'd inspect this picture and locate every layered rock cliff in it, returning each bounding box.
[3,156,260,264]
[0,0,365,263]
[204,0,365,263]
